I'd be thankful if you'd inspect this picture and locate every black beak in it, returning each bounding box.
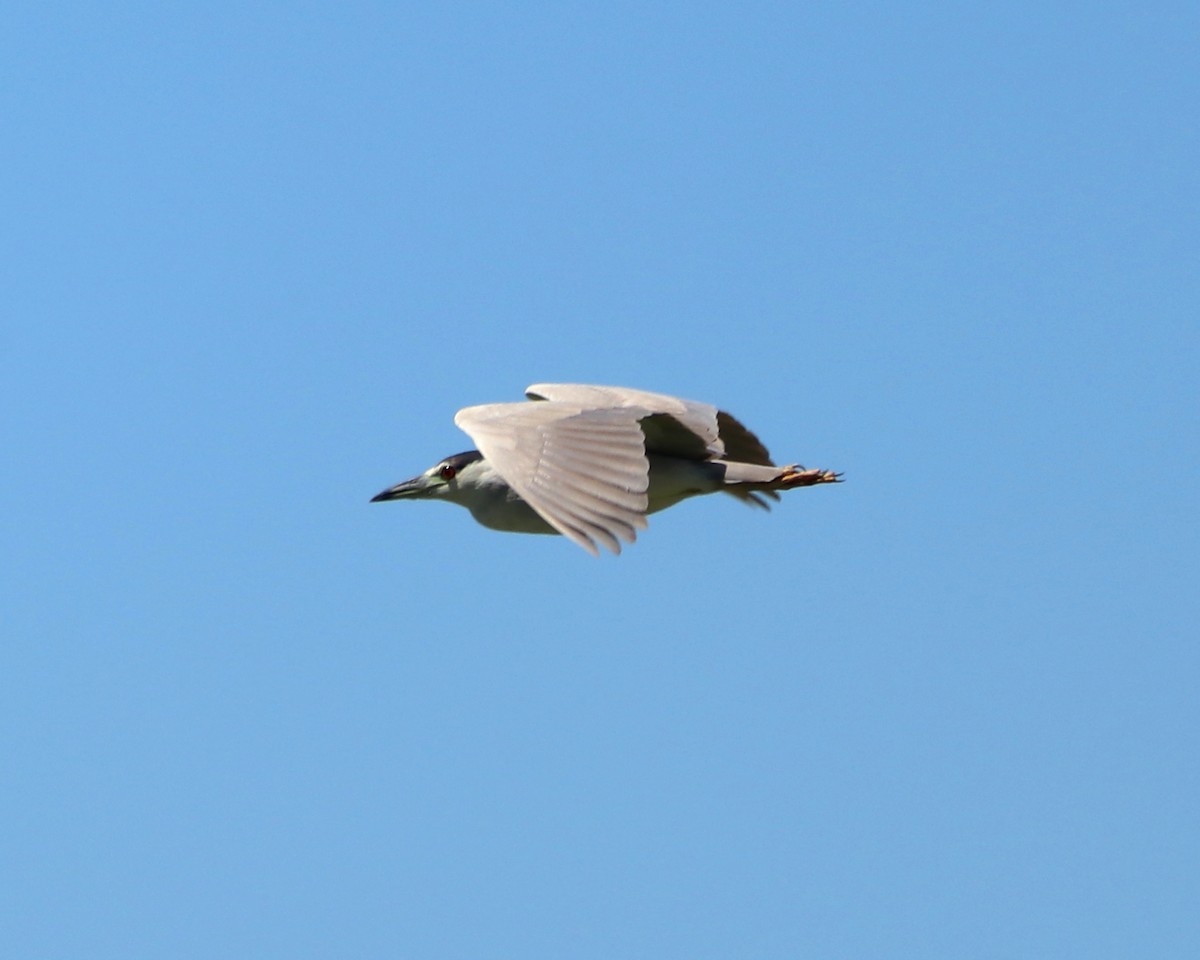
[370,477,424,502]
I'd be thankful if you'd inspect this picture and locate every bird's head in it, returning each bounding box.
[370,450,485,503]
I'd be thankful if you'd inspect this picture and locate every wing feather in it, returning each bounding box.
[526,383,723,457]
[526,384,777,466]
[715,410,774,466]
[527,481,643,542]
[455,400,651,555]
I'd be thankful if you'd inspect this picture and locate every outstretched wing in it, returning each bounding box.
[525,383,721,458]
[527,383,775,465]
[454,400,652,556]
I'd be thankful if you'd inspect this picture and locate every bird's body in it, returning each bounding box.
[446,453,754,535]
[372,383,840,555]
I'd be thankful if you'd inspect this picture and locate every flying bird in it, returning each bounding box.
[371,383,841,555]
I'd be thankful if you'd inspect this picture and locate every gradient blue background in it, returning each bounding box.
[4,4,1197,957]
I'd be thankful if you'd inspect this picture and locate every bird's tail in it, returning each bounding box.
[721,462,843,510]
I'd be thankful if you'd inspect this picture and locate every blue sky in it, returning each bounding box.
[3,3,1197,957]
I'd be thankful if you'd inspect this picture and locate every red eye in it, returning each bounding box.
[439,464,457,480]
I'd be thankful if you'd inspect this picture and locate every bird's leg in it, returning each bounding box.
[776,466,843,487]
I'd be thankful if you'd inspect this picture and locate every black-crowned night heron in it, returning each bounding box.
[371,383,841,555]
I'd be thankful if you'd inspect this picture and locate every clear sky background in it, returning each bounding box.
[3,4,1197,958]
